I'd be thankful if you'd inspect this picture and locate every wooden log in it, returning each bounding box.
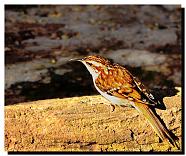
[5,90,182,152]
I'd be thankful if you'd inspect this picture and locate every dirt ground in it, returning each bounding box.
[5,5,182,105]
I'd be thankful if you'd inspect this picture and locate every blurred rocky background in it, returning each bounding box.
[5,5,182,105]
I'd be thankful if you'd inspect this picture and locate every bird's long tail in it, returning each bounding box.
[134,102,178,148]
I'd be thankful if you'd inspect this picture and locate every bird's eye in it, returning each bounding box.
[86,62,92,66]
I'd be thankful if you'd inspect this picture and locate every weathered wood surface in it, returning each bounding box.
[5,92,182,152]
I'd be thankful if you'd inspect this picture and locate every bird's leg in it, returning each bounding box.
[109,103,116,112]
[101,102,116,112]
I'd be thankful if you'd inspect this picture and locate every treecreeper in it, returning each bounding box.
[71,55,179,149]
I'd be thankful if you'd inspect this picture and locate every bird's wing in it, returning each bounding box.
[132,76,160,105]
[95,66,156,106]
[106,85,156,106]
[120,66,160,105]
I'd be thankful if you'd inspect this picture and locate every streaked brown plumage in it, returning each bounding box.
[76,55,178,147]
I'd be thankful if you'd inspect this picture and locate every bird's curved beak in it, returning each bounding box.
[69,58,83,62]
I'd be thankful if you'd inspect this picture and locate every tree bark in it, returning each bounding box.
[5,90,182,152]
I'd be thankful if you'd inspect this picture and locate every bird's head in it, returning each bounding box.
[75,55,112,79]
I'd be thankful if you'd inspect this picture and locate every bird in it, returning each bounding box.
[72,55,178,148]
